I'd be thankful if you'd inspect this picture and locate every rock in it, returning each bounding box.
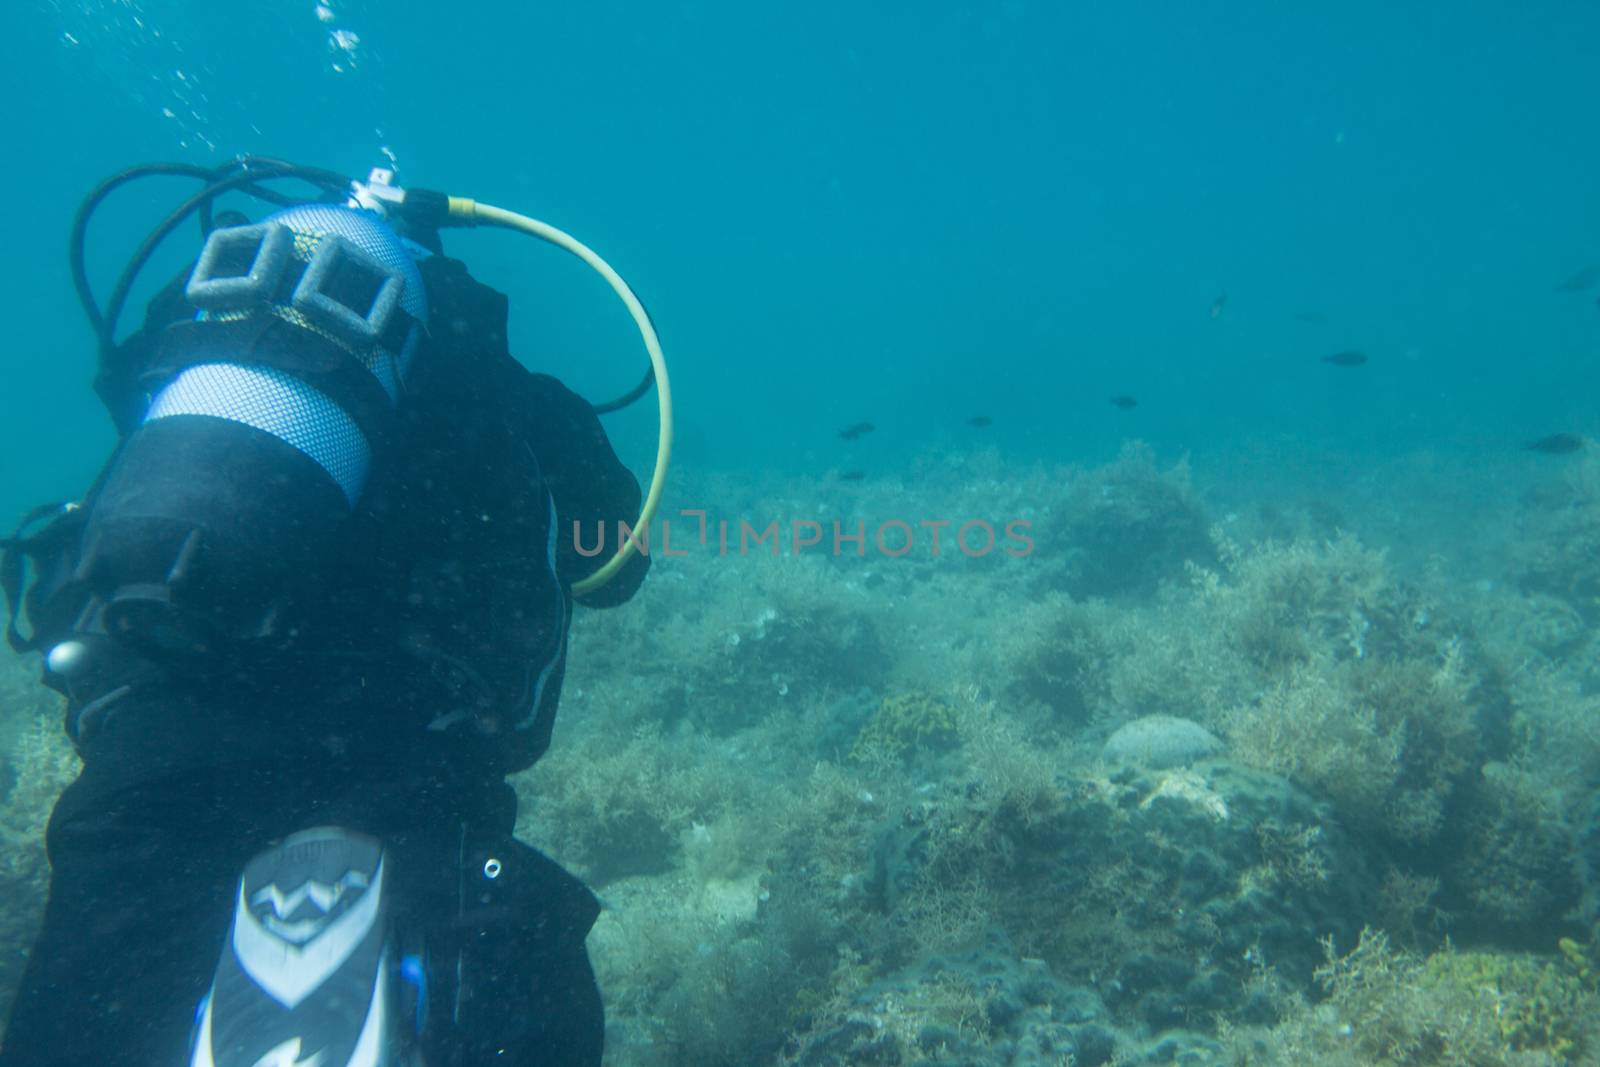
[1072,1023,1119,1066]
[1101,715,1222,769]
[867,760,1375,1031]
[779,937,1108,1066]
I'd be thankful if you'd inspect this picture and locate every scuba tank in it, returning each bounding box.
[80,203,429,661]
[6,197,430,733]
[2,159,669,745]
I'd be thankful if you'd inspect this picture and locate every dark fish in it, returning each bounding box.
[1321,350,1368,367]
[1208,293,1227,320]
[1109,395,1139,409]
[838,422,875,441]
[1524,433,1584,455]
[966,415,992,428]
[838,469,866,481]
[1293,311,1327,323]
[1553,266,1600,293]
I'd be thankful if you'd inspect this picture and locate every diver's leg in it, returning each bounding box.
[0,755,414,1065]
[0,765,250,1067]
[419,830,604,1067]
[532,943,605,1067]
[1,760,602,1067]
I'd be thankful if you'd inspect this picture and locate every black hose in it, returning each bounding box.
[99,166,322,352]
[69,162,217,333]
[73,158,660,416]
[72,158,354,354]
[194,157,349,235]
[591,363,656,414]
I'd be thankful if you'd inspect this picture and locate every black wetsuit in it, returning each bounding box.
[0,255,649,1067]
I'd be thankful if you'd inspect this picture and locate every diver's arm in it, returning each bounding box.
[524,373,651,608]
[414,253,649,606]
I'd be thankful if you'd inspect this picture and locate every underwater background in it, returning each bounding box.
[4,1,1600,1064]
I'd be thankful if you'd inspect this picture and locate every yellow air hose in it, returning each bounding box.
[444,196,672,597]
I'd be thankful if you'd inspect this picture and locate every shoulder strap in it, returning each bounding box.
[1,502,83,652]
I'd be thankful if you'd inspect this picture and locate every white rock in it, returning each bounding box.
[1101,715,1222,769]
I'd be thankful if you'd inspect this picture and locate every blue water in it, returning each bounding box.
[3,0,1599,517]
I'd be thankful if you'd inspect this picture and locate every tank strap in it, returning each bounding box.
[1,502,85,652]
[146,315,399,449]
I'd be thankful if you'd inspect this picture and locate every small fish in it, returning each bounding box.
[1208,293,1228,320]
[1553,266,1600,293]
[1524,433,1584,455]
[1109,395,1139,409]
[1320,350,1368,367]
[838,469,866,481]
[966,415,992,428]
[838,422,875,441]
[1293,311,1327,323]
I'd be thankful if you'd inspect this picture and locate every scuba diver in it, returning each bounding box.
[0,158,671,1066]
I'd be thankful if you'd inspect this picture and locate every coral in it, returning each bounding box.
[1224,929,1600,1067]
[0,664,78,1031]
[1518,451,1600,624]
[508,461,1600,1066]
[1318,927,1593,1062]
[1557,937,1600,992]
[1445,762,1580,938]
[1377,868,1449,948]
[1051,441,1218,600]
[778,935,1112,1067]
[1420,950,1588,1060]
[675,594,887,736]
[1194,528,1402,671]
[515,721,741,884]
[1222,635,1481,847]
[866,751,1375,1027]
[585,763,883,1067]
[1100,714,1223,769]
[849,692,961,768]
[1484,660,1600,932]
[992,593,1120,727]
[585,865,832,1067]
